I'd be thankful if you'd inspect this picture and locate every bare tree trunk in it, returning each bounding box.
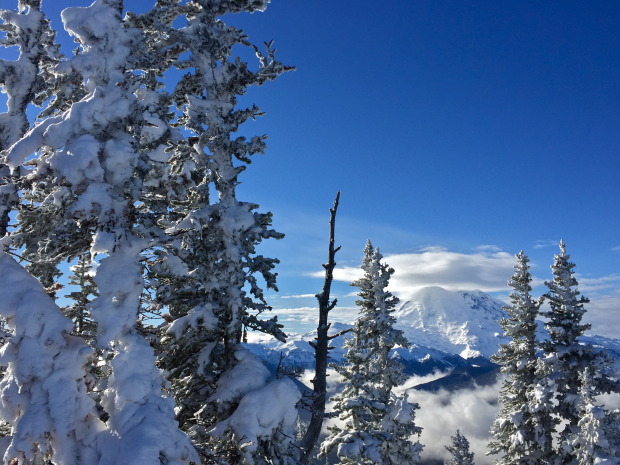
[299,192,344,464]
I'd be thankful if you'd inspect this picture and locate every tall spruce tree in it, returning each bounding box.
[540,241,617,464]
[445,430,475,465]
[568,367,615,465]
[488,251,555,464]
[1,1,297,463]
[321,241,422,464]
[138,1,297,462]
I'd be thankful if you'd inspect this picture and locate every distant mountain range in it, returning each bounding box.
[246,286,620,391]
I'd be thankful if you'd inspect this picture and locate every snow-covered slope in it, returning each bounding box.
[394,287,508,359]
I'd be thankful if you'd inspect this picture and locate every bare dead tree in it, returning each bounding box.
[299,192,351,463]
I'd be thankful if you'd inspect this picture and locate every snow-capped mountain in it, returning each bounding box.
[246,286,620,389]
[394,286,508,359]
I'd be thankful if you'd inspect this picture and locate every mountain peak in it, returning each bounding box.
[395,286,508,358]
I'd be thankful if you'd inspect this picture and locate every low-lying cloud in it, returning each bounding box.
[412,381,501,464]
[310,247,516,297]
[318,369,501,464]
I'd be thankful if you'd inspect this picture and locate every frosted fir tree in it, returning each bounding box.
[445,430,475,465]
[3,0,197,463]
[0,241,104,465]
[540,241,617,464]
[488,251,555,464]
[321,241,422,464]
[141,1,297,463]
[541,241,591,461]
[0,0,62,236]
[567,367,615,465]
[63,253,98,340]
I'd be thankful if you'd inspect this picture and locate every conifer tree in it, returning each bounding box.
[0,0,63,236]
[540,241,617,464]
[445,430,475,465]
[321,241,422,464]
[488,251,555,464]
[134,0,297,462]
[0,243,104,465]
[63,253,98,339]
[568,367,615,465]
[3,0,197,462]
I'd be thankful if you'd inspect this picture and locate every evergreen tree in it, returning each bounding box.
[0,0,62,236]
[445,430,475,465]
[321,241,422,464]
[63,253,98,339]
[3,0,197,462]
[568,367,614,465]
[540,241,617,464]
[143,1,297,463]
[0,243,104,465]
[488,251,555,464]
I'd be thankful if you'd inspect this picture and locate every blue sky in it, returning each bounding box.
[2,1,619,337]
[229,0,620,337]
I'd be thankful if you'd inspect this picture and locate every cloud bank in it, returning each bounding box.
[311,247,515,297]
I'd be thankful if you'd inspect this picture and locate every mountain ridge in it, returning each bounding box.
[246,286,620,388]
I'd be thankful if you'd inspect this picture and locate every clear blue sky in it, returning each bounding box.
[3,1,620,336]
[228,1,620,337]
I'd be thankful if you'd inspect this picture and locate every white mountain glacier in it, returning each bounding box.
[394,286,508,359]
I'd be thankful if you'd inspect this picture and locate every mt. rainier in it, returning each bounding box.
[246,286,620,387]
[394,286,508,359]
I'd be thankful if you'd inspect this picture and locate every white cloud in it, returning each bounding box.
[578,274,620,293]
[413,381,501,464]
[584,291,620,339]
[268,306,359,333]
[612,246,620,252]
[475,245,503,253]
[534,239,560,249]
[309,248,516,298]
[278,294,317,299]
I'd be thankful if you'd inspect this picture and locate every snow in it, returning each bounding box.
[395,286,509,358]
[48,134,104,186]
[0,250,103,465]
[208,347,271,404]
[209,377,301,464]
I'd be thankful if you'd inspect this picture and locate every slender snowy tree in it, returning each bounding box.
[540,241,617,464]
[488,251,555,464]
[134,1,297,462]
[445,430,475,465]
[567,367,615,465]
[321,241,422,464]
[63,253,98,339]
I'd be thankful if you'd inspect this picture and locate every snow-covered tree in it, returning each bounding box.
[488,251,555,464]
[142,1,297,463]
[3,0,197,463]
[1,0,296,463]
[567,367,615,465]
[540,241,617,464]
[445,430,475,465]
[321,241,422,464]
[0,0,62,236]
[63,253,98,339]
